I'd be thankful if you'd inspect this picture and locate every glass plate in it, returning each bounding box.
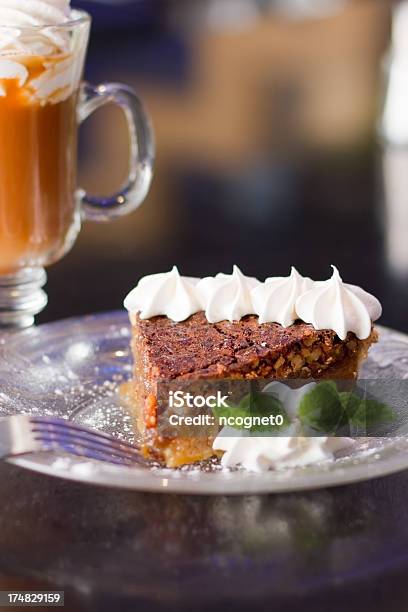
[1,311,408,495]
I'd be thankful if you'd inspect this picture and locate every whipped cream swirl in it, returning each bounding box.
[251,267,313,326]
[124,266,202,322]
[295,266,382,340]
[197,266,260,323]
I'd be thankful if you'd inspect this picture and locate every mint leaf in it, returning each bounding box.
[300,383,395,434]
[298,381,348,434]
[349,399,394,428]
[250,391,290,432]
[339,391,361,417]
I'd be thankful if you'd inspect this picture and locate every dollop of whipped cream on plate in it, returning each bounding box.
[251,266,313,326]
[213,432,352,472]
[197,265,260,323]
[295,265,382,340]
[124,266,202,322]
[212,381,352,472]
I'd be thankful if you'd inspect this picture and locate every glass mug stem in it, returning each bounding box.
[0,80,154,329]
[0,268,48,329]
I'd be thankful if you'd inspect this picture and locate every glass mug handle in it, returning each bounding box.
[77,82,155,221]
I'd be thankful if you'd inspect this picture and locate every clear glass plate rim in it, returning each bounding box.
[2,311,408,495]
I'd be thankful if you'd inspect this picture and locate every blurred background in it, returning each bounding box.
[39,0,408,334]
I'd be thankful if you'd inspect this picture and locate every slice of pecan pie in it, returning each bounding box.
[128,312,377,467]
[124,266,380,468]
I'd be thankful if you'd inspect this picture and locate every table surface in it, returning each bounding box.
[1,460,408,612]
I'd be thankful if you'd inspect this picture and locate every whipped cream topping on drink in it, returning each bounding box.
[0,0,71,57]
[0,0,70,29]
[0,0,84,103]
[124,265,381,339]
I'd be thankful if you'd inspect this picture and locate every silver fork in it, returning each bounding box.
[0,415,146,467]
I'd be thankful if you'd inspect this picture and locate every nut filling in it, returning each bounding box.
[129,312,378,467]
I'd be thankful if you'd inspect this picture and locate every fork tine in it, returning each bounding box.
[34,432,144,465]
[30,416,140,452]
[37,437,140,465]
[29,416,146,466]
[30,416,131,443]
[30,416,137,442]
[31,422,141,457]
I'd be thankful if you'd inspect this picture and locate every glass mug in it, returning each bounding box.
[0,10,154,327]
